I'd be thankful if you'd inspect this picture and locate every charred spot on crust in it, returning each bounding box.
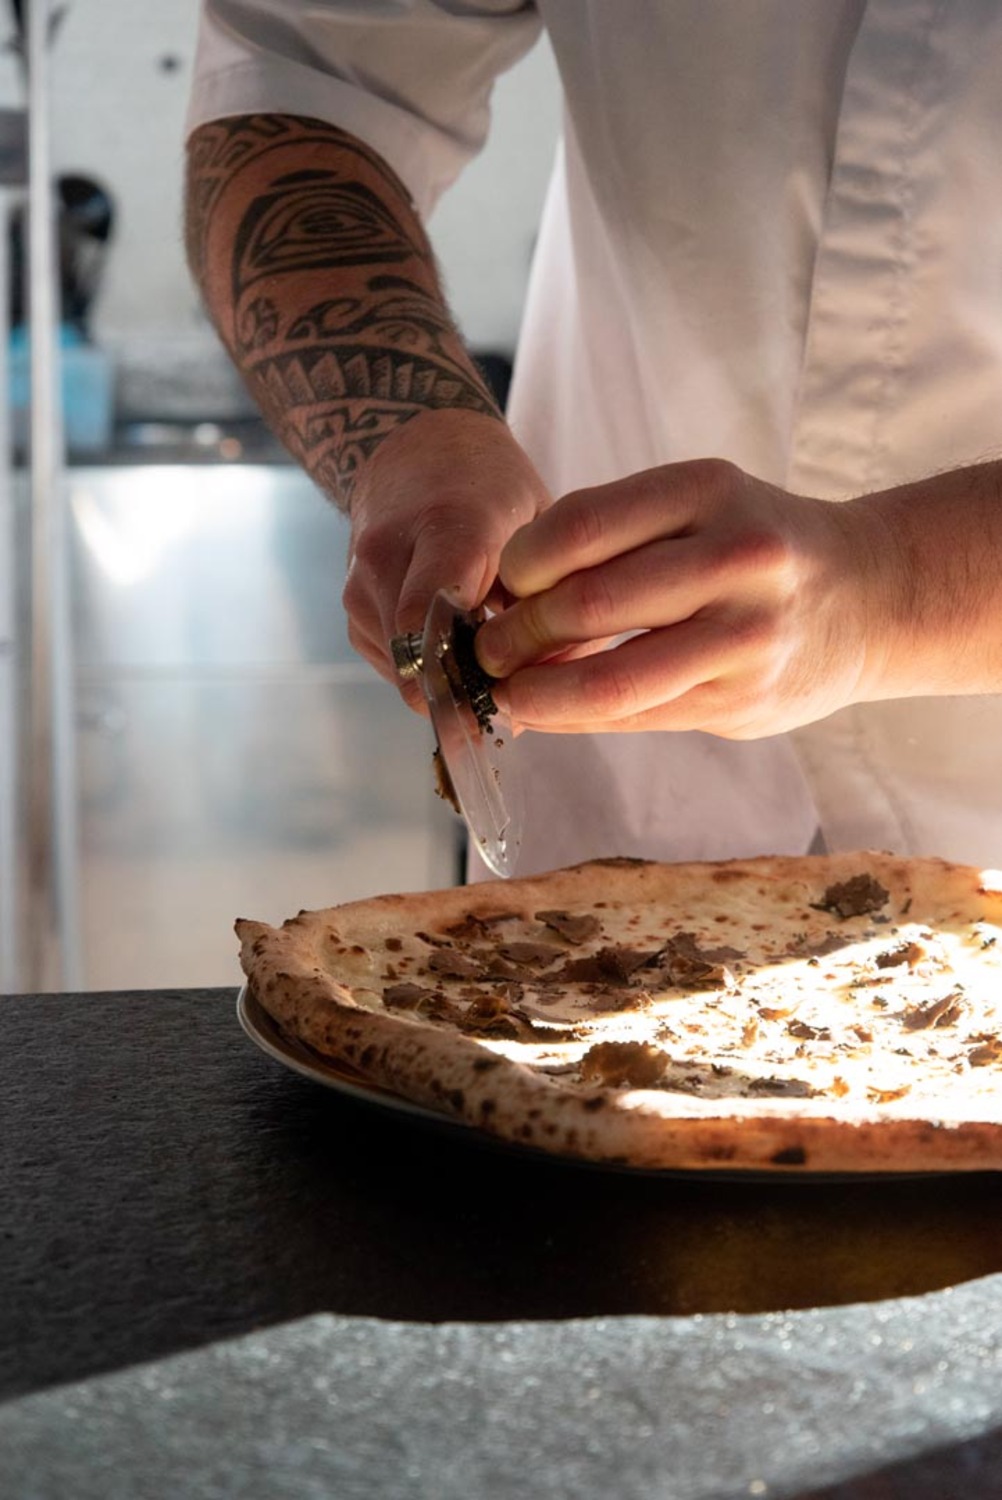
[771,1145,808,1166]
[590,856,652,869]
[472,1057,501,1072]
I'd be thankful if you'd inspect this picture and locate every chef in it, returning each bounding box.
[185,1,1002,875]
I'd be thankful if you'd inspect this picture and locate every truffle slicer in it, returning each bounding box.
[391,590,523,879]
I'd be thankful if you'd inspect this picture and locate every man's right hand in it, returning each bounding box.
[184,114,549,712]
[343,409,552,711]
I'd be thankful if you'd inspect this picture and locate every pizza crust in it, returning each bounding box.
[237,853,1002,1173]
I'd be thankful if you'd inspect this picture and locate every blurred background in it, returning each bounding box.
[0,0,561,992]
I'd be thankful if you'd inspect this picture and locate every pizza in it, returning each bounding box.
[236,851,1002,1173]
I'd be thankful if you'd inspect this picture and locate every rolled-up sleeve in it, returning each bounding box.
[186,0,544,217]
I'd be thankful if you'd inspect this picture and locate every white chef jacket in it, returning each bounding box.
[187,1,1002,874]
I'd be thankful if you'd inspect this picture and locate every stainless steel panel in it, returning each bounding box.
[76,676,457,989]
[67,463,459,991]
[68,465,362,670]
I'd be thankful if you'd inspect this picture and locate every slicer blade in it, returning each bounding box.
[417,591,523,879]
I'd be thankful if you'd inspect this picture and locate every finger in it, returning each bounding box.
[501,698,720,737]
[346,505,471,647]
[343,539,413,661]
[345,544,430,711]
[498,458,737,597]
[490,676,719,736]
[478,533,711,677]
[394,511,503,636]
[501,613,757,728]
[346,612,391,673]
[529,635,620,666]
[347,613,430,717]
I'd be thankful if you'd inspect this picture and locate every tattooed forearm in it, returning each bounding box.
[185,114,502,509]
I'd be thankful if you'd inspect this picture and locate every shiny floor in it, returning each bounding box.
[64,464,459,991]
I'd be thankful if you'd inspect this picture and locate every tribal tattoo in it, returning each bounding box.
[185,115,502,508]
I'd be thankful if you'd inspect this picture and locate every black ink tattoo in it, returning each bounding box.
[251,340,500,498]
[232,172,424,291]
[185,114,502,508]
[237,295,279,351]
[285,276,455,353]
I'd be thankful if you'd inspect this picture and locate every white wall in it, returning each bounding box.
[2,0,561,414]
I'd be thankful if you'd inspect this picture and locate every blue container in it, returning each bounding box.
[8,323,115,453]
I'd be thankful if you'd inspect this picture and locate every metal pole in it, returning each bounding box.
[26,0,81,989]
[0,186,16,991]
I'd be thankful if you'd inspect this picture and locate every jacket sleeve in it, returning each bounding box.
[185,0,544,219]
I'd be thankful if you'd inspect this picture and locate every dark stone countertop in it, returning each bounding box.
[2,987,1002,1496]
